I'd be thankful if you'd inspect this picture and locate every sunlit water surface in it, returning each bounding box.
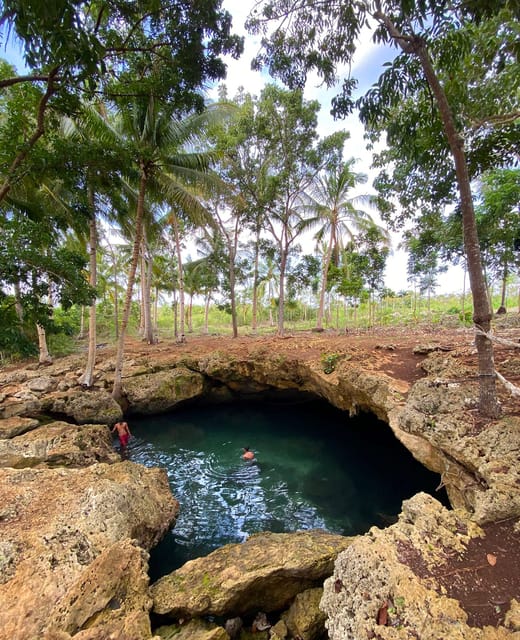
[125,399,443,579]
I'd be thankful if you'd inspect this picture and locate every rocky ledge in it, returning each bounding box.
[0,459,178,639]
[0,331,519,639]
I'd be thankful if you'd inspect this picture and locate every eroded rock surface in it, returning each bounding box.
[0,420,119,468]
[155,619,230,640]
[0,462,179,640]
[321,492,519,640]
[124,366,206,414]
[0,415,39,438]
[1,330,519,639]
[394,359,520,523]
[151,530,354,619]
[283,587,327,640]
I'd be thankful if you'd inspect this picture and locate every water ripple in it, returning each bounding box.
[127,401,443,576]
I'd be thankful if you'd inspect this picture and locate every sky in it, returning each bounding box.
[0,7,466,296]
[204,1,466,295]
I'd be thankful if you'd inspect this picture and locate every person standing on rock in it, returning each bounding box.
[112,420,132,451]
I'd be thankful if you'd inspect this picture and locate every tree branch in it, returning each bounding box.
[0,67,59,203]
[0,74,57,89]
[470,111,520,129]
[496,371,520,398]
[475,326,520,349]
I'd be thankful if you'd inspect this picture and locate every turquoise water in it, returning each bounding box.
[126,399,444,578]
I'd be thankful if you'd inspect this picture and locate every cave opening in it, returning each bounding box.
[126,393,448,580]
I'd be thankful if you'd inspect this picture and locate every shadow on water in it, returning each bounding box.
[125,397,448,581]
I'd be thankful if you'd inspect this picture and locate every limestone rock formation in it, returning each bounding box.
[155,619,230,640]
[0,415,39,438]
[151,530,355,619]
[0,420,120,468]
[283,587,327,640]
[44,387,123,424]
[396,372,520,523]
[321,492,518,640]
[124,367,206,415]
[1,334,519,639]
[0,462,179,640]
[43,539,154,640]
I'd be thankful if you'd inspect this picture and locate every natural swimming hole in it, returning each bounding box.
[125,398,445,580]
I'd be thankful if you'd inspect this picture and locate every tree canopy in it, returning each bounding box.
[246,0,519,416]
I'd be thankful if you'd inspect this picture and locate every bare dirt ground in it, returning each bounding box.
[118,321,520,421]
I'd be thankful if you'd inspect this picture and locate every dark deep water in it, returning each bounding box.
[125,398,446,580]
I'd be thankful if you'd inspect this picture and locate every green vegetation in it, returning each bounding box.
[0,1,518,419]
[321,353,342,374]
[2,285,513,363]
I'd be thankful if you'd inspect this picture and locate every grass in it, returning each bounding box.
[2,287,518,363]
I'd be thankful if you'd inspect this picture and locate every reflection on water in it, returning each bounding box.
[126,400,443,578]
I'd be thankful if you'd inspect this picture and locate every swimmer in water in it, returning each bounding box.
[112,420,131,451]
[242,446,255,461]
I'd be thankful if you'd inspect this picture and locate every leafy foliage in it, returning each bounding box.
[1,0,243,108]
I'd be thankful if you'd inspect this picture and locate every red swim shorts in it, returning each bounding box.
[119,433,129,448]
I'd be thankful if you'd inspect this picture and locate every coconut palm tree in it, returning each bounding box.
[84,96,227,402]
[60,104,134,386]
[300,158,383,330]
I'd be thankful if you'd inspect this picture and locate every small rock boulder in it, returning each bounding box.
[44,388,123,424]
[283,588,326,640]
[124,367,206,415]
[0,416,39,439]
[0,421,120,468]
[155,619,229,640]
[44,539,154,640]
[151,530,354,619]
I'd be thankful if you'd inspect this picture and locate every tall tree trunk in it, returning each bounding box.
[141,236,156,344]
[415,46,498,417]
[497,264,508,314]
[112,168,147,404]
[172,213,186,338]
[277,243,288,336]
[204,294,210,334]
[113,259,120,339]
[187,295,193,333]
[172,294,178,338]
[79,204,98,387]
[13,281,24,322]
[105,239,120,339]
[317,234,334,330]
[251,233,260,332]
[78,306,86,339]
[36,324,52,364]
[228,240,238,338]
[139,249,146,337]
[375,9,500,417]
[154,286,159,334]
